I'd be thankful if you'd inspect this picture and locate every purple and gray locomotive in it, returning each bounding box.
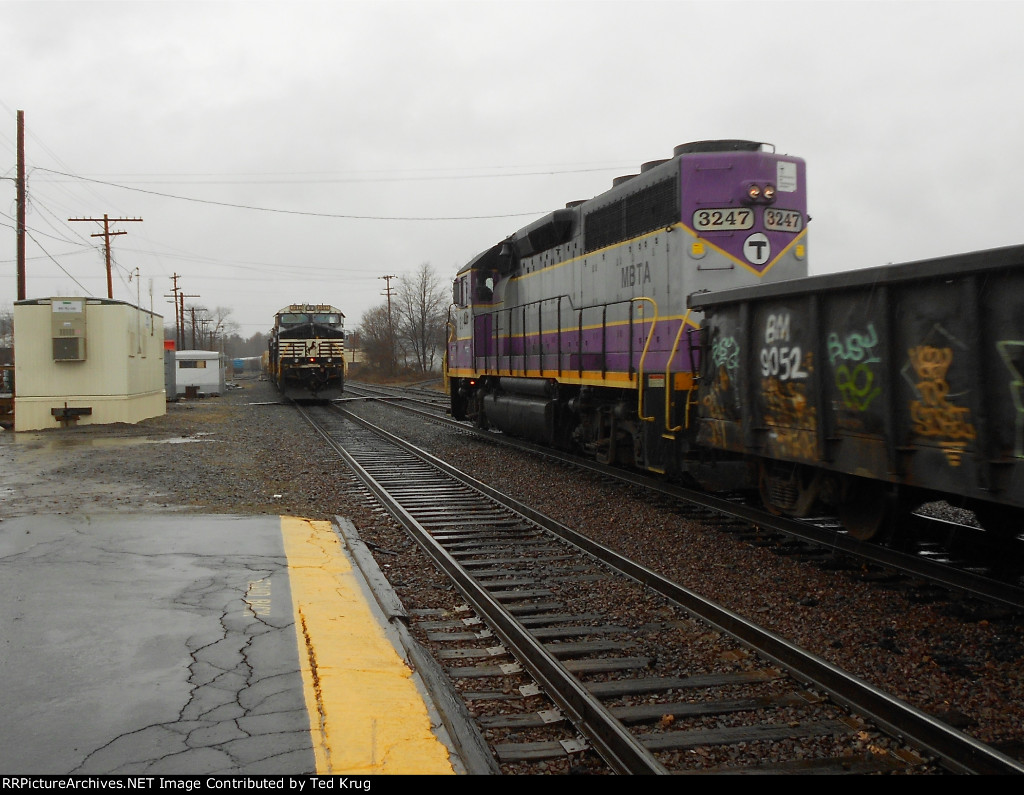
[269,303,346,401]
[445,140,809,476]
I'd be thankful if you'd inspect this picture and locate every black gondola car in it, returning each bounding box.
[690,244,1024,540]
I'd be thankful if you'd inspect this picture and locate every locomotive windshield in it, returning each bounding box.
[278,313,342,326]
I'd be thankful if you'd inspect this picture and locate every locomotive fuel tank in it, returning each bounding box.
[483,392,556,446]
[480,377,557,446]
[690,244,1024,539]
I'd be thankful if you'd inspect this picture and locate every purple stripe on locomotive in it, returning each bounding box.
[473,318,697,375]
[448,140,809,383]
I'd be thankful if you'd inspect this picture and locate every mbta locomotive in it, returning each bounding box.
[446,140,808,480]
[445,139,1024,542]
[268,303,346,400]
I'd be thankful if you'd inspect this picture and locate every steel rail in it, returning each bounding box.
[295,403,670,775]
[319,401,1024,776]
[355,392,1024,613]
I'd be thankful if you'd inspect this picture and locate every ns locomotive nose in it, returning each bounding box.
[269,303,347,402]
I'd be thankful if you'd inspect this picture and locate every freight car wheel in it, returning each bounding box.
[757,468,786,516]
[837,479,895,542]
[757,462,820,518]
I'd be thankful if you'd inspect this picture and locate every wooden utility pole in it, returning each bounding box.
[164,275,181,345]
[16,111,26,300]
[68,214,143,298]
[380,274,397,375]
[163,275,199,349]
[180,292,200,349]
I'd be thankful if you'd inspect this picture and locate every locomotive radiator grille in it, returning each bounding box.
[584,176,679,253]
[279,340,345,358]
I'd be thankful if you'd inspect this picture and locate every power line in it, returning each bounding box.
[68,214,143,299]
[35,168,554,221]
[34,164,629,185]
[23,229,91,294]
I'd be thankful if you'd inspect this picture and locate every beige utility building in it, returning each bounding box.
[13,297,166,431]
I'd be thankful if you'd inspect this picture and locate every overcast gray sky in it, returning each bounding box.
[2,0,1022,339]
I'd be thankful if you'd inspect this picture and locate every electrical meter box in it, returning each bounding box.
[51,298,86,361]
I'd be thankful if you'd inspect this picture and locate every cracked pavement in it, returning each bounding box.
[0,513,315,775]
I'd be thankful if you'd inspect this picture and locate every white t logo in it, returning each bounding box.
[744,233,770,265]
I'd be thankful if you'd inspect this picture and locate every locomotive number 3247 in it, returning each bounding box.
[692,208,754,231]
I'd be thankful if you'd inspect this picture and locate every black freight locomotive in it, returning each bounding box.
[269,304,346,400]
[444,140,1024,542]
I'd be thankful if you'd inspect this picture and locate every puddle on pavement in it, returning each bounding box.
[4,433,218,451]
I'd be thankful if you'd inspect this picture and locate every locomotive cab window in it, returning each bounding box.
[477,274,494,300]
[454,276,469,307]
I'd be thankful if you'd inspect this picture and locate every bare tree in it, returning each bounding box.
[182,304,240,350]
[357,304,395,374]
[395,262,448,373]
[206,306,239,351]
[357,264,450,375]
[0,305,13,376]
[0,305,12,347]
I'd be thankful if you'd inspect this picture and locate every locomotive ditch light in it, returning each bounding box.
[742,181,777,204]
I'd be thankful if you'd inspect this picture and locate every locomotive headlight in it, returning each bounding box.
[742,181,776,204]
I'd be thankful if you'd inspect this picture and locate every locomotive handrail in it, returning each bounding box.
[443,314,455,393]
[665,309,694,433]
[600,304,608,377]
[577,310,584,378]
[556,296,564,377]
[632,297,658,422]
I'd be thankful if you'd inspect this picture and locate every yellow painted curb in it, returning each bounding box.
[280,516,455,775]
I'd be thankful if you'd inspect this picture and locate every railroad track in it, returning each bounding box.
[343,382,1024,613]
[343,380,449,411]
[294,400,1024,775]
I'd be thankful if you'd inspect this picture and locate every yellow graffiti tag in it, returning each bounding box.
[908,345,976,464]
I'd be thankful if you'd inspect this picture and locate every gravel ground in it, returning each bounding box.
[0,378,356,521]
[2,375,1022,771]
[352,397,1024,768]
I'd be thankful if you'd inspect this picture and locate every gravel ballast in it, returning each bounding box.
[2,376,1021,769]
